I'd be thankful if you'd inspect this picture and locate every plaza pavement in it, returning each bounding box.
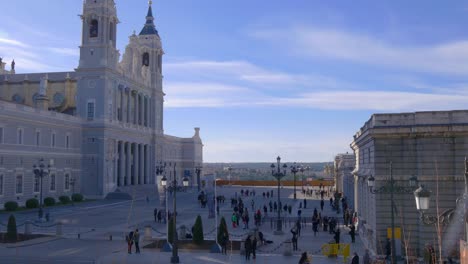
[0,185,371,263]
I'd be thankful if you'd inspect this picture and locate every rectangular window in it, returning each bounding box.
[50,174,56,191]
[17,128,23,144]
[36,131,41,146]
[0,127,3,143]
[16,175,23,194]
[64,174,70,190]
[0,174,3,195]
[87,101,95,120]
[51,133,56,148]
[66,135,70,149]
[34,175,40,193]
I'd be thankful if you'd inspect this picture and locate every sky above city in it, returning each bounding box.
[1,1,468,162]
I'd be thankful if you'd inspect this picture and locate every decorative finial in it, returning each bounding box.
[149,0,152,5]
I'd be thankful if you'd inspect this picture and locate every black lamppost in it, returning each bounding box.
[33,158,51,220]
[161,162,181,263]
[299,165,305,193]
[271,156,287,235]
[195,164,202,192]
[367,162,418,264]
[290,162,299,200]
[70,177,76,206]
[413,158,468,263]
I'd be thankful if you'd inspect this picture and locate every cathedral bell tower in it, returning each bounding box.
[78,0,120,70]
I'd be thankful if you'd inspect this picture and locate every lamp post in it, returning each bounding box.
[33,158,51,220]
[161,162,180,263]
[299,165,305,193]
[70,177,76,206]
[291,162,299,200]
[413,158,468,263]
[195,164,202,192]
[367,162,418,264]
[271,156,288,235]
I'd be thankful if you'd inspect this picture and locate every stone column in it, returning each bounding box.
[119,88,123,122]
[126,142,131,186]
[145,145,150,184]
[135,92,139,126]
[126,89,130,123]
[118,141,124,186]
[133,143,139,185]
[139,144,144,185]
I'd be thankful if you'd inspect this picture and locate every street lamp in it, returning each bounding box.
[170,162,179,263]
[291,162,299,200]
[227,165,232,185]
[32,158,51,220]
[182,176,189,191]
[195,164,202,192]
[299,165,305,193]
[367,162,418,264]
[271,156,288,235]
[413,158,468,263]
[70,177,76,206]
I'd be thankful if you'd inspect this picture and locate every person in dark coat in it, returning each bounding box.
[154,208,158,222]
[349,224,356,243]
[245,236,252,260]
[385,238,391,260]
[334,228,340,244]
[220,232,228,255]
[320,199,325,211]
[303,198,307,209]
[351,252,359,264]
[252,236,257,259]
[291,227,298,251]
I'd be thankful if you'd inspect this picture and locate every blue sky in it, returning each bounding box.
[2,0,468,162]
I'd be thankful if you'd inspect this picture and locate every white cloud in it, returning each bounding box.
[252,26,468,76]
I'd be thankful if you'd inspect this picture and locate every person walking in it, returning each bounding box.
[349,224,356,243]
[220,231,229,255]
[252,236,257,259]
[320,199,325,211]
[154,208,158,222]
[385,238,391,261]
[126,230,134,254]
[245,236,252,260]
[299,251,310,264]
[134,229,140,254]
[351,252,359,264]
[291,226,298,251]
[303,198,307,209]
[231,212,237,228]
[334,228,340,244]
[296,220,302,237]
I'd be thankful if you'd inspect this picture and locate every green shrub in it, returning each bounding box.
[192,215,204,245]
[71,193,84,202]
[168,217,176,244]
[59,196,71,204]
[43,197,56,206]
[4,201,18,211]
[25,198,39,209]
[217,216,229,244]
[6,214,17,242]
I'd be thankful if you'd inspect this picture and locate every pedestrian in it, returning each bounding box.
[252,236,257,259]
[303,198,307,209]
[299,251,310,264]
[245,235,252,260]
[363,249,371,264]
[312,217,319,237]
[385,238,391,260]
[334,228,340,244]
[231,212,237,228]
[296,219,302,237]
[351,252,359,264]
[126,230,134,254]
[349,224,356,243]
[291,226,298,251]
[134,229,140,254]
[220,231,228,255]
[320,199,324,211]
[154,208,158,222]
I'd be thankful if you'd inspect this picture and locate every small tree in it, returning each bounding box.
[25,198,39,209]
[6,214,17,242]
[44,197,56,206]
[168,217,175,244]
[217,216,228,243]
[193,215,204,245]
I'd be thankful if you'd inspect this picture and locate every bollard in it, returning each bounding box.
[109,234,112,241]
[24,221,31,235]
[56,222,63,237]
[283,240,292,256]
[144,226,152,241]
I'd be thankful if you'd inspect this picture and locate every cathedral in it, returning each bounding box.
[0,0,203,205]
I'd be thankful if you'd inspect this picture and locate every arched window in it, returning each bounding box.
[109,22,114,41]
[142,52,150,66]
[90,19,98,38]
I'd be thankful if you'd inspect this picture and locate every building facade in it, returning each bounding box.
[0,0,203,205]
[334,153,355,209]
[350,111,467,258]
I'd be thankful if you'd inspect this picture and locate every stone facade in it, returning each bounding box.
[334,153,355,209]
[0,0,203,205]
[350,111,467,258]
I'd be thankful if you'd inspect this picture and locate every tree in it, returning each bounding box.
[217,216,228,243]
[168,217,175,244]
[6,214,17,242]
[193,215,204,245]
